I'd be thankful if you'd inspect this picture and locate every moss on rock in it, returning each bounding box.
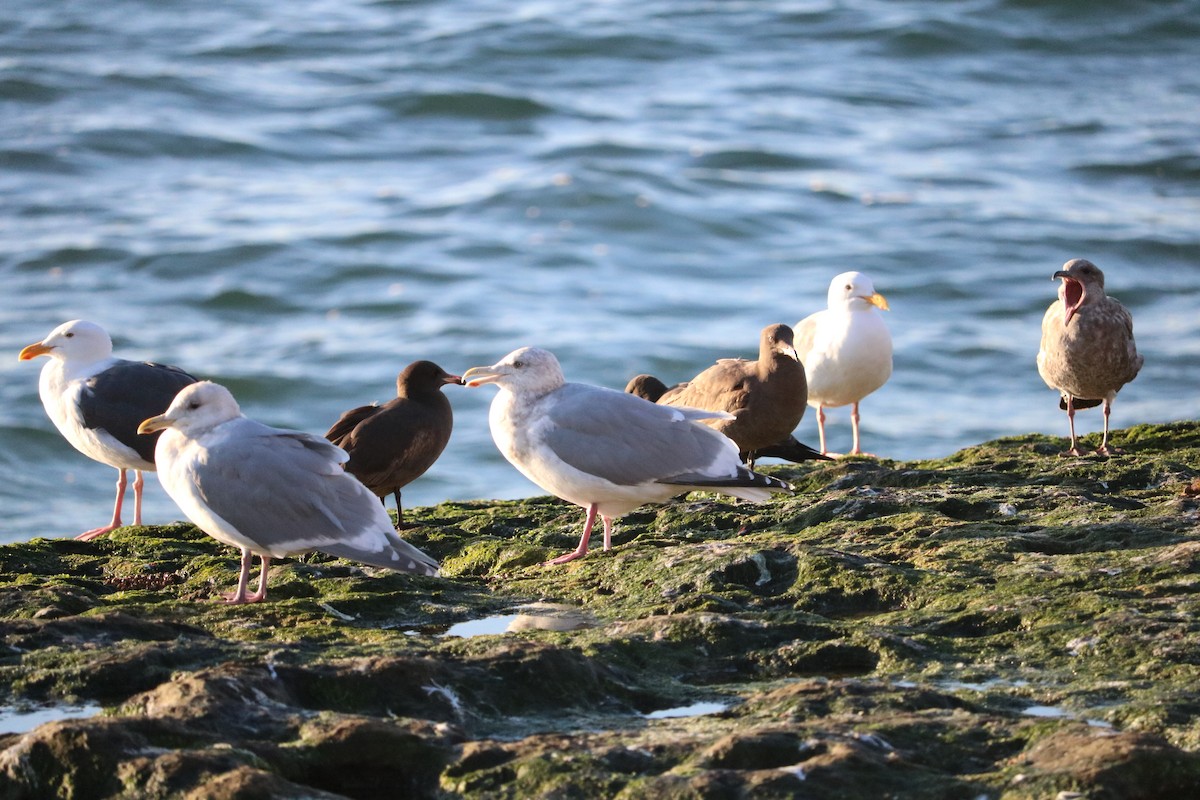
[0,422,1198,797]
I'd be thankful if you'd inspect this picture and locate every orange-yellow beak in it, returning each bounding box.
[137,414,172,435]
[864,292,889,311]
[461,365,505,387]
[18,342,53,361]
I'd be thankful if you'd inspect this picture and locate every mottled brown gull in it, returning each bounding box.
[139,381,438,604]
[462,347,792,565]
[1037,258,1143,456]
[18,320,198,540]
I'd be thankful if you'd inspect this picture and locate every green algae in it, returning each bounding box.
[1,422,1199,798]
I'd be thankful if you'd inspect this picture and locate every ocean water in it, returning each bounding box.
[1,0,1197,543]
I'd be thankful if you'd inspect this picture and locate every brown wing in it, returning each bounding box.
[324,404,381,448]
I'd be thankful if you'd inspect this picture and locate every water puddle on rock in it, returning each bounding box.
[0,704,102,735]
[438,603,597,638]
[1021,704,1113,728]
[643,701,729,720]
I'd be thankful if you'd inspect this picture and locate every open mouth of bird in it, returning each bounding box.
[1062,277,1084,323]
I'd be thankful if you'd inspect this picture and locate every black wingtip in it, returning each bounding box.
[749,436,833,463]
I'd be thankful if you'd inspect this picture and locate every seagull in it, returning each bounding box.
[1037,258,1143,456]
[795,271,892,456]
[462,347,793,565]
[325,361,463,527]
[138,381,439,604]
[18,320,198,540]
[626,324,828,467]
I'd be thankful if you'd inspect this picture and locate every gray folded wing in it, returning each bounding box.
[189,421,437,574]
[540,384,737,487]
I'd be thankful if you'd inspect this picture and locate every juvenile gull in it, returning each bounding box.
[463,347,792,565]
[795,271,892,456]
[1036,258,1143,456]
[18,320,198,540]
[626,324,827,467]
[325,360,463,527]
[138,381,438,603]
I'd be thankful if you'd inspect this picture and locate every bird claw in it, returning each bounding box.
[1095,445,1124,457]
[218,591,266,605]
[75,525,120,542]
[544,549,588,566]
[1062,447,1088,457]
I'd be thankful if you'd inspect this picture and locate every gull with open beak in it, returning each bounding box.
[1037,258,1143,456]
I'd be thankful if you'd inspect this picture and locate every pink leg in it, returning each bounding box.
[1065,396,1085,456]
[246,556,271,603]
[816,405,828,455]
[546,503,598,565]
[131,470,145,526]
[849,402,862,455]
[221,549,255,604]
[76,468,128,541]
[1096,399,1122,456]
[601,516,614,551]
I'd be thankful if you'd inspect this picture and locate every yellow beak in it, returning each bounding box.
[18,342,52,361]
[137,414,171,435]
[461,365,503,387]
[865,292,889,311]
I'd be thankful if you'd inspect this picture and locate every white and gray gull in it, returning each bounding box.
[18,320,198,540]
[138,381,439,604]
[462,347,793,565]
[795,271,892,456]
[1036,258,1143,456]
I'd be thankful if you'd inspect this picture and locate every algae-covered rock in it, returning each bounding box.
[0,422,1198,798]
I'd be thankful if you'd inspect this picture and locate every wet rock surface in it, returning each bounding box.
[1,422,1198,798]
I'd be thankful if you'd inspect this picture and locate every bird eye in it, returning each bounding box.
[65,332,75,338]
[844,284,852,291]
[512,360,524,368]
[187,401,201,410]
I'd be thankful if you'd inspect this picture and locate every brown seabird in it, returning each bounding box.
[1037,258,1143,456]
[18,320,198,540]
[645,324,819,467]
[324,361,462,527]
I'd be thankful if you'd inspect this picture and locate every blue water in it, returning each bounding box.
[2,0,1198,543]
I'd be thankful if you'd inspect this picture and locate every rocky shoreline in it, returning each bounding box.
[2,422,1199,799]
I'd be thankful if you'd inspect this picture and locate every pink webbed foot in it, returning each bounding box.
[544,548,589,566]
[218,589,267,605]
[75,524,121,542]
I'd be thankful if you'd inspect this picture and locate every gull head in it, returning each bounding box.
[18,320,113,364]
[138,381,243,437]
[462,347,566,395]
[1053,258,1106,327]
[827,271,889,313]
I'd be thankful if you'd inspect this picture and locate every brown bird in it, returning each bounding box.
[325,361,462,526]
[630,324,816,466]
[1037,259,1143,456]
[625,371,827,466]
